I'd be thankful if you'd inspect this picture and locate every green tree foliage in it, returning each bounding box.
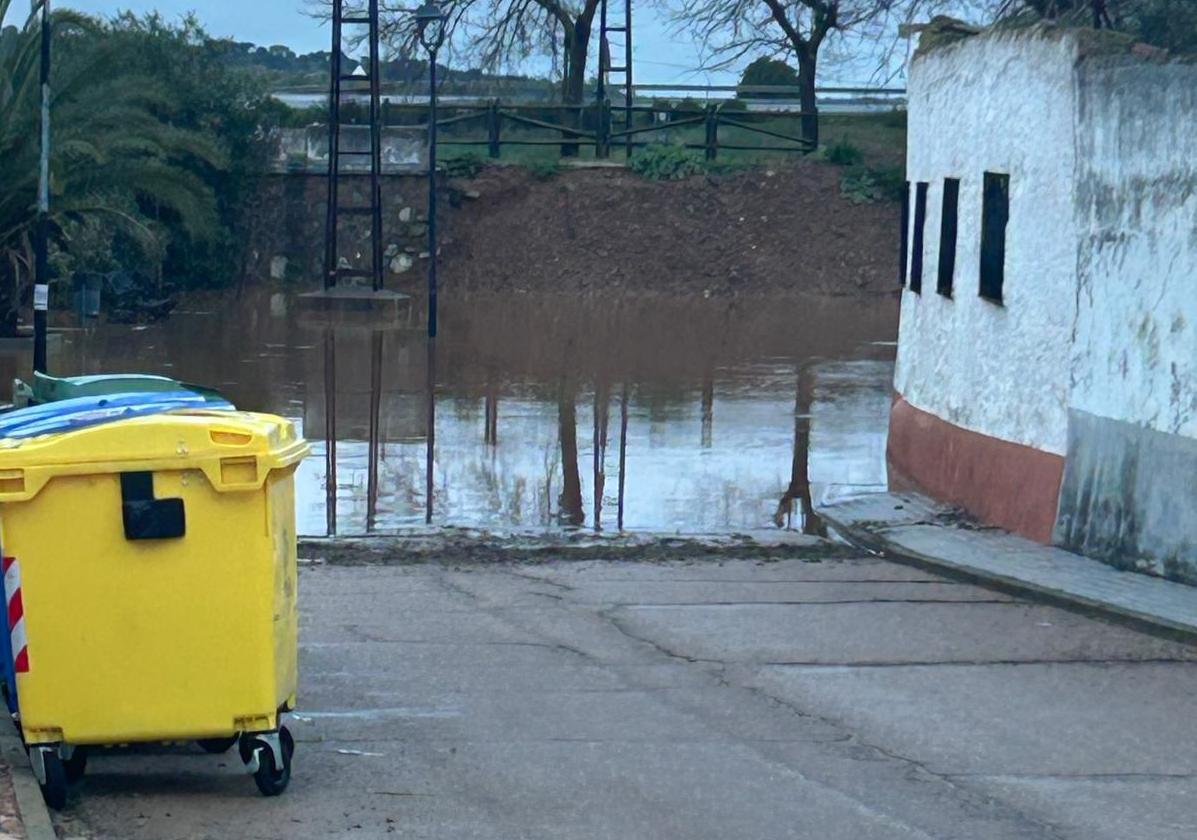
[94,13,292,291]
[995,0,1197,51]
[1130,0,1197,52]
[737,57,800,98]
[0,2,225,334]
[0,4,287,334]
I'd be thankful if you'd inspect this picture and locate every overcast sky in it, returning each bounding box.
[4,2,906,87]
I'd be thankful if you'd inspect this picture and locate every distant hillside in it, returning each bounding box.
[215,41,556,97]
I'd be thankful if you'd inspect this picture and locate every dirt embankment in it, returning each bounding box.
[440,161,900,298]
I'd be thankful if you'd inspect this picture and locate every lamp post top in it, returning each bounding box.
[415,3,447,52]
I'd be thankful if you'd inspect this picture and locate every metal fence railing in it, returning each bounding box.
[373,99,820,160]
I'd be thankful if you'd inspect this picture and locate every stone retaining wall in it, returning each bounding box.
[245,173,434,288]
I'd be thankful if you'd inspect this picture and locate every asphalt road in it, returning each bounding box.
[55,552,1197,839]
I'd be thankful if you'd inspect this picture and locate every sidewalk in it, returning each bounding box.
[0,730,54,840]
[0,764,21,840]
[817,491,1197,641]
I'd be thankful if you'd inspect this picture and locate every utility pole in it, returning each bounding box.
[33,0,51,375]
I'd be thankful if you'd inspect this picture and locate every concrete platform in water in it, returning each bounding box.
[296,288,414,328]
[297,287,412,315]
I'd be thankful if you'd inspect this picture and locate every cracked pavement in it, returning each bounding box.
[57,554,1197,839]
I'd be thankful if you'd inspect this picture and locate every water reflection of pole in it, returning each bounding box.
[425,337,437,525]
[323,328,338,537]
[617,383,629,532]
[366,330,383,532]
[701,369,714,449]
[593,381,610,531]
[776,365,825,536]
[558,384,584,527]
[484,376,498,447]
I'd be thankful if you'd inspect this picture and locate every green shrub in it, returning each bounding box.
[840,166,906,204]
[826,138,864,167]
[628,144,706,181]
[705,159,754,176]
[869,166,906,201]
[526,159,560,181]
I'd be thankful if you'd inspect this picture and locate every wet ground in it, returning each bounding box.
[55,556,1197,840]
[31,291,897,537]
[26,290,1197,840]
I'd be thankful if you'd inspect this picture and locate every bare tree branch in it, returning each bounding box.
[306,0,601,103]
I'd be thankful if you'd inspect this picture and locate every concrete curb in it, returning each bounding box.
[819,509,1197,646]
[0,730,54,840]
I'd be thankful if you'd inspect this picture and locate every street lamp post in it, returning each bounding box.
[33,0,52,375]
[414,3,446,525]
[414,3,446,340]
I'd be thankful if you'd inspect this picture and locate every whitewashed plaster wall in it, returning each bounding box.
[895,31,1081,455]
[1069,56,1197,439]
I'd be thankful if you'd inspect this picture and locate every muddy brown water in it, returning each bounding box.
[30,291,897,537]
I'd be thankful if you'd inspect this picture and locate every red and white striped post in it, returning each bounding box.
[3,557,29,675]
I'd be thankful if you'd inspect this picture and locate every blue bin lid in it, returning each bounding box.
[0,392,235,440]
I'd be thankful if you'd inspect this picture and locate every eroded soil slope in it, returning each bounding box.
[440,162,899,298]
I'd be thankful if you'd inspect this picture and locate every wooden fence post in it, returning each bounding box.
[487,99,501,159]
[704,104,720,161]
[596,99,612,159]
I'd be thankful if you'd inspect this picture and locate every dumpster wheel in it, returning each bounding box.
[239,726,294,797]
[30,747,68,810]
[63,746,88,783]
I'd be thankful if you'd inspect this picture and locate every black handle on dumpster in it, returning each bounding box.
[120,472,186,541]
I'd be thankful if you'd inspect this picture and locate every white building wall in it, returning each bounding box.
[895,31,1081,455]
[1053,54,1197,580]
[1069,57,1197,438]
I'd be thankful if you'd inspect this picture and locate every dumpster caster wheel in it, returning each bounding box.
[240,727,293,797]
[63,746,88,783]
[197,736,239,755]
[30,748,68,810]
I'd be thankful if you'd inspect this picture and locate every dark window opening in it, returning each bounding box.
[910,182,929,294]
[980,172,1010,303]
[899,181,911,287]
[937,178,960,297]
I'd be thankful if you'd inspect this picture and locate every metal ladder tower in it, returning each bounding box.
[597,0,633,157]
[324,0,385,291]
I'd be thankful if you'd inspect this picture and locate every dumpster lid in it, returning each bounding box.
[22,372,230,406]
[0,403,307,500]
[0,392,234,440]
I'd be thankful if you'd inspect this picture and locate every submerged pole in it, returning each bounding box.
[33,0,51,375]
[425,338,436,524]
[324,329,338,537]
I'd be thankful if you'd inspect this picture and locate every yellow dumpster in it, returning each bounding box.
[0,407,308,808]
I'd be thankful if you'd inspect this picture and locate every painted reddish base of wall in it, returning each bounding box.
[887,394,1065,544]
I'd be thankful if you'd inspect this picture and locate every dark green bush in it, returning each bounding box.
[826,138,864,167]
[628,145,706,181]
[840,166,905,204]
[526,159,560,181]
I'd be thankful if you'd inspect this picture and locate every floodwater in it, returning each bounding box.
[36,292,897,537]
